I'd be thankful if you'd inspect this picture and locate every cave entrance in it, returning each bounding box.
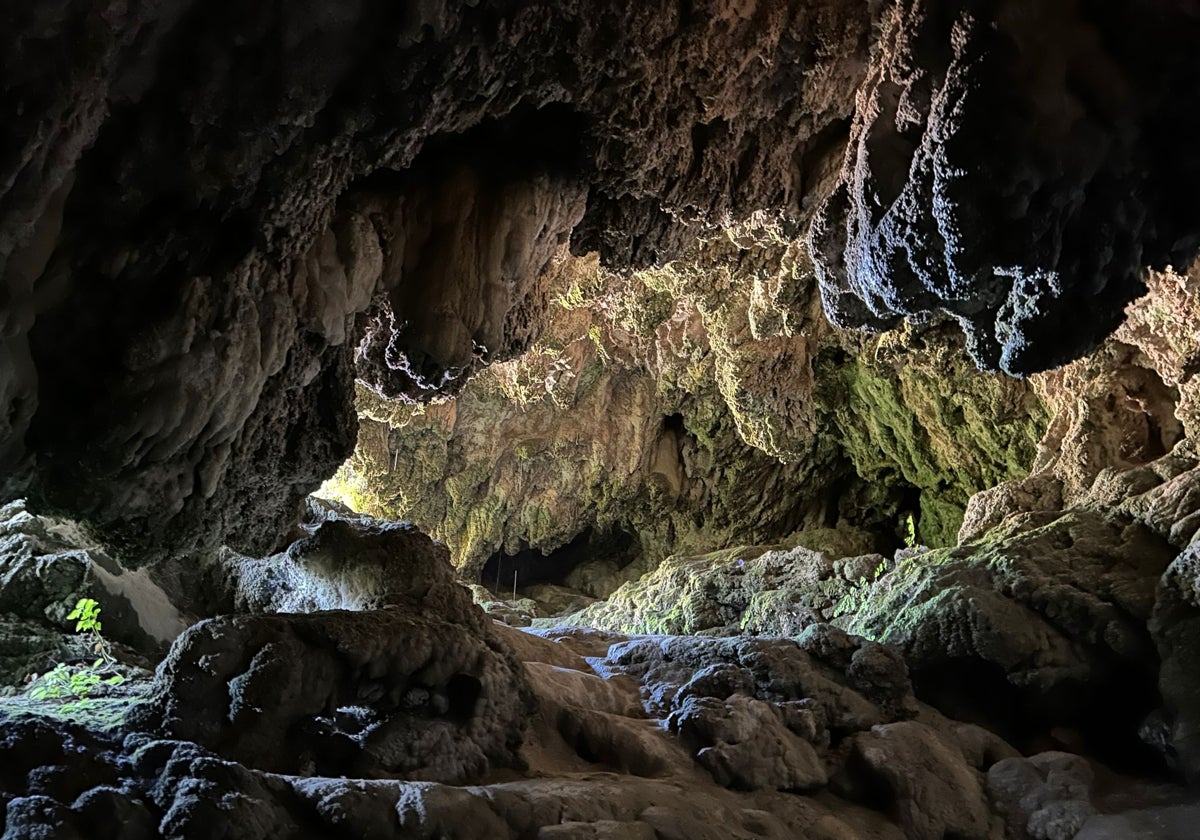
[480,528,635,595]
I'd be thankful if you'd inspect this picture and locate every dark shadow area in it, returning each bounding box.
[913,656,1171,779]
[446,674,483,722]
[661,412,686,435]
[480,527,636,593]
[344,102,588,198]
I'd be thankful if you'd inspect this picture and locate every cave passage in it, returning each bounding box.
[480,527,635,594]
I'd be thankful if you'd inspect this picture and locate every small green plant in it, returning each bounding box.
[69,597,103,634]
[903,513,917,548]
[28,598,124,709]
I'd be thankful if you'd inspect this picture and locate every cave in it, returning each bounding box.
[480,527,637,595]
[2,1,1200,838]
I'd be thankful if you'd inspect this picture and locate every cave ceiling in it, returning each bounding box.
[2,0,1199,560]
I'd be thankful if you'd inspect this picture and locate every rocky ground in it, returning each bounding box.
[0,500,1195,839]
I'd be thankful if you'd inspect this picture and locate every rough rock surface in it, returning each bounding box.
[0,503,1195,839]
[1,611,1193,839]
[0,0,874,560]
[1150,539,1200,783]
[0,500,186,688]
[566,507,1179,767]
[556,539,881,637]
[810,0,1200,375]
[334,219,1048,579]
[138,607,533,782]
[138,504,535,782]
[0,620,984,839]
[220,498,463,615]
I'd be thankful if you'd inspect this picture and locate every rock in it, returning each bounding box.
[2,0,877,560]
[0,500,187,657]
[136,506,535,782]
[0,617,91,694]
[810,0,1200,376]
[523,585,598,619]
[559,542,850,637]
[538,821,656,840]
[224,498,467,615]
[564,560,632,600]
[2,795,82,840]
[138,605,534,782]
[468,587,540,628]
[836,721,991,840]
[154,752,307,840]
[70,788,156,840]
[831,509,1176,758]
[1149,540,1200,782]
[677,695,828,791]
[336,222,1047,585]
[607,632,919,792]
[988,752,1097,840]
[959,472,1065,545]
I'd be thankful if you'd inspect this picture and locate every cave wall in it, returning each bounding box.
[0,0,873,560]
[810,0,1200,375]
[332,216,1049,576]
[5,0,1200,567]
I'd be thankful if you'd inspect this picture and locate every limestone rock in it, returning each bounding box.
[337,219,1047,585]
[223,498,465,616]
[567,506,1178,768]
[560,541,872,637]
[835,511,1174,689]
[138,604,533,782]
[1,0,874,560]
[837,721,991,840]
[137,505,534,782]
[0,499,187,668]
[1149,540,1200,783]
[810,0,1200,375]
[988,752,1097,840]
[0,604,1190,840]
[676,694,828,791]
[138,590,532,782]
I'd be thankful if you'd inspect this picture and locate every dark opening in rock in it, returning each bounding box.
[446,674,483,722]
[912,657,1170,778]
[479,527,636,594]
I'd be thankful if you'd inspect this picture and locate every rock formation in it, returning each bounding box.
[811,0,1200,375]
[4,0,1200,838]
[335,219,1049,579]
[0,506,1196,838]
[1,0,873,561]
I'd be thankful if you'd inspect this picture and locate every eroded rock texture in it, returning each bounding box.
[139,504,535,782]
[336,219,1048,581]
[810,0,1200,375]
[1,0,872,560]
[7,0,1200,567]
[3,608,1194,839]
[0,500,183,688]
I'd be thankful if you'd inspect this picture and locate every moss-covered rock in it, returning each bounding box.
[553,527,879,636]
[813,325,1050,546]
[329,219,1049,579]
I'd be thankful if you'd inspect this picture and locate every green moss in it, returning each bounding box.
[334,219,1050,581]
[813,331,1048,547]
